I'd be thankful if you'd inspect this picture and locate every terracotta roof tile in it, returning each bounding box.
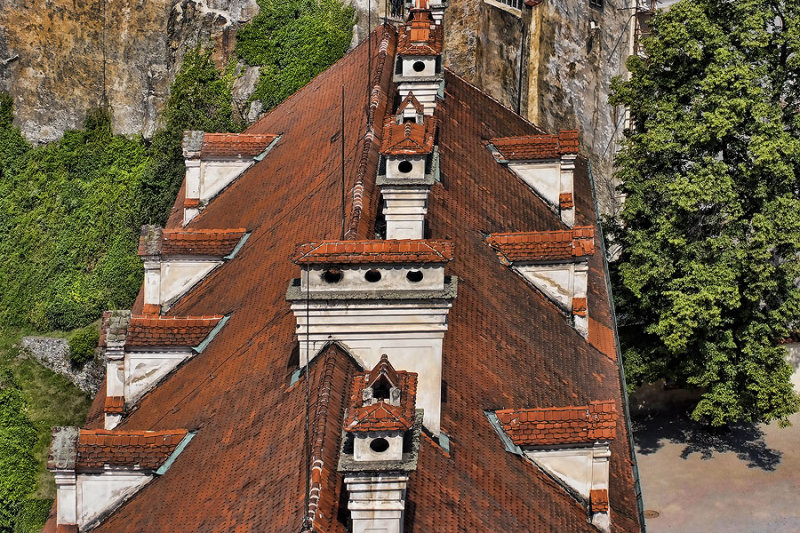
[75,429,187,471]
[495,400,618,446]
[380,117,437,155]
[200,133,278,159]
[397,10,443,56]
[344,360,418,433]
[487,226,595,262]
[104,396,125,415]
[490,130,579,160]
[293,239,453,264]
[572,297,588,317]
[74,28,641,532]
[160,228,246,256]
[591,489,610,513]
[398,92,425,114]
[125,315,223,347]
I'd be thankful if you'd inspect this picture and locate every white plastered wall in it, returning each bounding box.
[506,154,576,226]
[397,81,441,115]
[344,475,409,533]
[524,442,610,500]
[124,348,193,405]
[199,160,253,202]
[786,342,800,392]
[76,471,152,528]
[385,155,426,181]
[354,433,404,462]
[381,188,429,240]
[160,258,223,305]
[401,56,437,77]
[304,265,445,292]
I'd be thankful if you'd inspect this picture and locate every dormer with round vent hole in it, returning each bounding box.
[394,9,444,115]
[287,240,456,435]
[339,355,421,533]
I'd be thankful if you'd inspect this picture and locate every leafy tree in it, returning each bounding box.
[68,325,100,368]
[137,46,240,225]
[608,0,800,426]
[236,0,354,111]
[0,372,37,532]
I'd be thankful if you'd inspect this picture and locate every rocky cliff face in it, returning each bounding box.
[0,0,258,143]
[442,0,632,215]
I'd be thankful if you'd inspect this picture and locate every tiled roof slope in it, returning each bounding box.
[72,27,641,532]
[397,10,443,55]
[125,315,222,347]
[488,226,595,262]
[161,228,246,256]
[495,400,617,446]
[200,133,278,158]
[491,130,579,160]
[293,239,453,264]
[46,429,188,472]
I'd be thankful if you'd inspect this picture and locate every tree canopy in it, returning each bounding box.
[609,0,800,426]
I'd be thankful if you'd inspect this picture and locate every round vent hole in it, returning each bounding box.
[370,437,390,453]
[398,160,413,173]
[406,270,423,282]
[412,61,426,72]
[321,269,343,283]
[365,269,382,282]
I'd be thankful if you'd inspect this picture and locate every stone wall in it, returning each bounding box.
[20,336,104,395]
[0,0,258,143]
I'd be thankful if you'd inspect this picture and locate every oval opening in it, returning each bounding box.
[321,269,343,283]
[412,61,426,73]
[406,270,423,282]
[398,161,413,174]
[370,437,390,453]
[365,269,382,283]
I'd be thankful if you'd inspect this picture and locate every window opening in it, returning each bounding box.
[365,269,382,282]
[406,270,424,282]
[370,438,390,453]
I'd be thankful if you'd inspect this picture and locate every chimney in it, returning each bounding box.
[99,310,131,429]
[138,225,248,313]
[378,100,438,239]
[339,356,421,533]
[288,240,456,435]
[487,227,594,337]
[490,400,617,532]
[395,9,444,115]
[181,131,279,225]
[488,131,580,227]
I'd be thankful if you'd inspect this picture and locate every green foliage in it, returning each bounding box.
[13,499,51,533]
[137,46,241,225]
[0,109,148,330]
[0,94,30,180]
[609,0,800,425]
[236,0,354,110]
[0,371,38,532]
[68,325,99,368]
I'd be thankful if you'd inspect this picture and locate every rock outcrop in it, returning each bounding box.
[0,0,258,143]
[20,336,104,396]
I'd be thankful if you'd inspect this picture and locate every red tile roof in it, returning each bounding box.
[398,92,425,115]
[591,489,610,513]
[495,400,618,447]
[74,429,187,471]
[573,297,588,317]
[559,192,574,210]
[160,228,246,256]
[293,239,454,264]
[487,226,595,263]
[397,11,443,56]
[491,130,579,160]
[380,117,437,155]
[200,133,278,159]
[104,396,124,415]
[125,315,223,347]
[344,360,417,433]
[71,26,641,533]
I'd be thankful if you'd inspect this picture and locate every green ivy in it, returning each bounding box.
[0,372,37,532]
[236,0,354,111]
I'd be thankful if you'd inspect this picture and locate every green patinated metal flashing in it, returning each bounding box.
[193,314,230,353]
[254,135,282,162]
[224,232,251,260]
[484,410,522,455]
[155,431,196,476]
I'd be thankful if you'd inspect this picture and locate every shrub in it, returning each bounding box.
[68,326,99,368]
[13,499,52,533]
